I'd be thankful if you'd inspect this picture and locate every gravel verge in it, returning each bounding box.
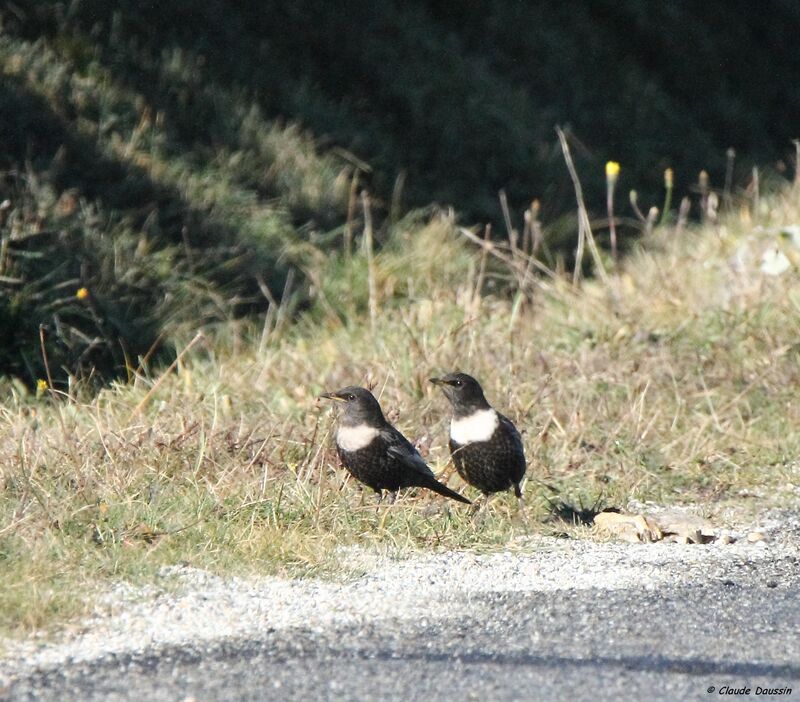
[2,508,799,692]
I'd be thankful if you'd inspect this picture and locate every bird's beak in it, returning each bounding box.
[429,377,445,386]
[319,391,346,403]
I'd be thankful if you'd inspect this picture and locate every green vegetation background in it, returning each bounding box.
[2,1,799,385]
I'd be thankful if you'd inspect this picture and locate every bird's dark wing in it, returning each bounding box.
[498,413,523,445]
[498,413,527,481]
[380,426,436,478]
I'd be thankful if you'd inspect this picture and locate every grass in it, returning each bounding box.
[0,30,350,385]
[3,183,800,639]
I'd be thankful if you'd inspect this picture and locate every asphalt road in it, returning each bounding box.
[6,555,799,701]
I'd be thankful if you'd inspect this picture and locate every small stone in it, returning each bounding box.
[747,531,767,543]
[593,512,662,542]
[649,510,716,544]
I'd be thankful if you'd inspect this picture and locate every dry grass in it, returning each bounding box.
[3,189,800,637]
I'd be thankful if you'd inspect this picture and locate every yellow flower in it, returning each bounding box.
[36,379,48,397]
[76,287,89,300]
[664,168,674,188]
[605,161,620,181]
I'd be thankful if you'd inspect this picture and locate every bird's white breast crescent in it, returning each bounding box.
[336,424,380,451]
[450,409,498,444]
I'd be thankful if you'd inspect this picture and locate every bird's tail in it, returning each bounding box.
[424,477,471,504]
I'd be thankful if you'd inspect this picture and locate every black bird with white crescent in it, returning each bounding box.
[319,386,471,504]
[430,372,526,498]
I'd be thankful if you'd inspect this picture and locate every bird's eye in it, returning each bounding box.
[453,380,462,387]
[347,394,356,401]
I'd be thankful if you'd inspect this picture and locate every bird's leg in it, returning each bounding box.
[514,486,531,525]
[386,490,398,505]
[376,491,393,531]
[470,493,491,517]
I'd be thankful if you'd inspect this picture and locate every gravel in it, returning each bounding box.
[2,509,799,699]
